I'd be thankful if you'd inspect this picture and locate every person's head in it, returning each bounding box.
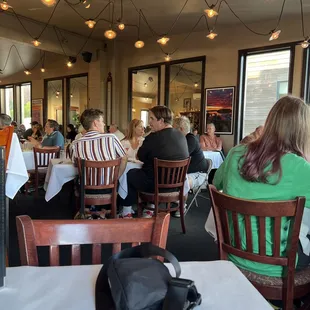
[45,119,59,135]
[206,123,216,136]
[240,96,310,184]
[11,121,17,128]
[80,109,105,133]
[148,106,173,132]
[30,121,39,131]
[0,113,12,128]
[173,116,191,136]
[125,119,144,140]
[193,129,198,136]
[109,124,118,133]
[19,124,26,132]
[67,124,75,133]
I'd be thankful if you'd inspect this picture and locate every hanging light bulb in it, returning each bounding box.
[67,61,73,68]
[85,19,96,29]
[56,95,59,99]
[0,1,10,10]
[157,36,170,45]
[194,82,199,88]
[301,39,309,49]
[206,31,218,40]
[118,23,125,30]
[24,70,31,75]
[70,93,73,98]
[175,98,179,102]
[56,91,60,96]
[82,0,91,8]
[165,54,171,61]
[134,40,144,48]
[104,29,117,40]
[204,5,218,18]
[40,0,56,7]
[269,29,281,41]
[40,67,46,73]
[32,39,41,47]
[144,83,147,87]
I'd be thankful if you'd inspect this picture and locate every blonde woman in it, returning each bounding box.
[121,119,144,162]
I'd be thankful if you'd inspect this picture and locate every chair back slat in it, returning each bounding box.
[33,147,60,169]
[92,244,101,264]
[209,185,305,269]
[273,217,281,257]
[0,126,13,169]
[231,211,241,250]
[49,245,59,266]
[16,214,170,266]
[244,215,253,253]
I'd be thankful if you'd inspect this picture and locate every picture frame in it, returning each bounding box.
[205,86,235,135]
[183,98,191,110]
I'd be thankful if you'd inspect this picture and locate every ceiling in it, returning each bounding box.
[6,0,310,41]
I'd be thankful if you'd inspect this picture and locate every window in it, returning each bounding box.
[140,109,149,127]
[237,46,294,142]
[4,87,14,119]
[21,83,31,127]
[47,79,63,125]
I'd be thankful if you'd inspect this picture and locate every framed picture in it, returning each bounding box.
[183,98,191,110]
[205,86,235,135]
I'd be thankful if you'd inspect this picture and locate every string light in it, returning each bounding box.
[56,91,60,95]
[165,54,171,61]
[301,40,309,49]
[82,0,91,9]
[56,95,59,99]
[40,67,46,73]
[157,36,170,45]
[118,23,125,30]
[67,61,73,67]
[40,0,56,7]
[194,82,199,88]
[134,40,144,48]
[70,93,73,98]
[269,29,281,41]
[205,5,218,18]
[32,39,41,47]
[85,19,96,29]
[0,0,10,10]
[206,31,218,40]
[24,70,31,75]
[104,29,117,39]
[144,83,147,87]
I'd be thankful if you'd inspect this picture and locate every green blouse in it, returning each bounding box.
[213,144,310,277]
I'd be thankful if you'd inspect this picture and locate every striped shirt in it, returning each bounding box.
[71,130,126,162]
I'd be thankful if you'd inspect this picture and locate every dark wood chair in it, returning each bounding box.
[0,125,13,169]
[208,184,310,310]
[138,158,190,234]
[76,158,121,219]
[27,147,60,196]
[66,143,73,160]
[16,213,170,266]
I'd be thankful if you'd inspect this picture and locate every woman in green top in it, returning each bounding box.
[213,95,310,277]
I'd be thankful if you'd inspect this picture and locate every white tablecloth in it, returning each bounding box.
[118,161,191,199]
[6,133,28,199]
[203,151,224,169]
[44,158,77,202]
[0,262,272,310]
[22,151,35,170]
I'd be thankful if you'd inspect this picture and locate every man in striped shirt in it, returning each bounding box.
[71,109,127,216]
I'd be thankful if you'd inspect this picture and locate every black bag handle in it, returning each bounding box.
[112,243,181,278]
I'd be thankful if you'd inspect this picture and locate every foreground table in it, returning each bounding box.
[0,261,272,310]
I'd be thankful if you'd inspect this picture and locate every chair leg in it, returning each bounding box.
[179,198,186,234]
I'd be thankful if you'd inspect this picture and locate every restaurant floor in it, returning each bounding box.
[8,182,218,266]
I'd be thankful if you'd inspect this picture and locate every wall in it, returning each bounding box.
[114,15,307,152]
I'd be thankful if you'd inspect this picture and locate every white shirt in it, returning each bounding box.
[121,137,144,161]
[113,130,125,141]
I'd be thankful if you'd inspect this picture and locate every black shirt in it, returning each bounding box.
[23,128,42,140]
[186,133,208,173]
[66,131,77,142]
[137,128,189,180]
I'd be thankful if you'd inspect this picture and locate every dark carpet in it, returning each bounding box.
[8,182,218,267]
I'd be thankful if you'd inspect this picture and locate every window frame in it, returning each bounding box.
[235,42,296,145]
[301,47,310,103]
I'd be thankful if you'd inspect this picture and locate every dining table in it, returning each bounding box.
[203,151,224,169]
[0,261,272,310]
[6,133,28,199]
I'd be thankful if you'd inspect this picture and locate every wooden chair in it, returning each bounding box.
[208,184,310,310]
[27,147,60,196]
[138,158,190,234]
[16,213,170,266]
[0,125,14,169]
[66,143,73,160]
[76,158,121,219]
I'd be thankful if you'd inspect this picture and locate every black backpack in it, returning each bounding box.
[95,244,202,310]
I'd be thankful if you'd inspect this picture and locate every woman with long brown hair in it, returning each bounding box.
[214,95,310,277]
[121,119,144,161]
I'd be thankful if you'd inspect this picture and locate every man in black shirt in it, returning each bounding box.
[174,116,209,189]
[120,106,189,218]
